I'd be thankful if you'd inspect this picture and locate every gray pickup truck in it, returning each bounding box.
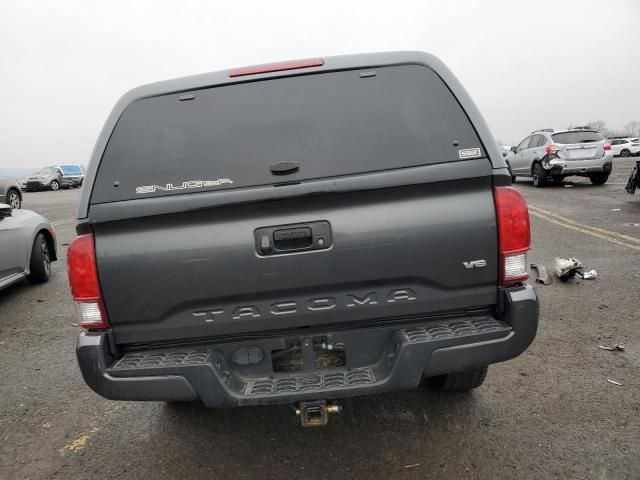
[68,52,538,426]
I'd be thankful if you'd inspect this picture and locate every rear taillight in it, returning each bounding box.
[545,144,559,154]
[603,142,611,151]
[228,58,324,77]
[67,233,109,329]
[494,187,531,285]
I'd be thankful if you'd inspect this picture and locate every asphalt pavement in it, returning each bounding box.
[1,159,639,479]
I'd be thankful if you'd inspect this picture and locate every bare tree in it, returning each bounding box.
[561,120,639,138]
[587,120,607,133]
[623,121,640,138]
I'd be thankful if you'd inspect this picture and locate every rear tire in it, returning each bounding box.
[620,149,631,157]
[49,180,60,191]
[7,188,21,208]
[532,163,547,187]
[589,173,610,185]
[27,233,51,284]
[425,365,488,392]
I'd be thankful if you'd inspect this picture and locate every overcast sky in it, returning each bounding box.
[1,0,639,169]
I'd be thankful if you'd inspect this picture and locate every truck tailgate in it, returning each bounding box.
[95,175,498,345]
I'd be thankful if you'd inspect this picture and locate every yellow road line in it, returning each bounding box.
[60,427,100,454]
[529,206,640,245]
[529,207,640,252]
[50,217,75,226]
[58,402,123,456]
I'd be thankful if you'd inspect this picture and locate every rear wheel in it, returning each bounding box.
[426,365,488,392]
[589,173,610,185]
[620,149,631,157]
[532,163,547,187]
[49,180,60,191]
[27,233,51,284]
[7,188,21,208]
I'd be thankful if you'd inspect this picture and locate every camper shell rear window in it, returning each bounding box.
[91,64,485,203]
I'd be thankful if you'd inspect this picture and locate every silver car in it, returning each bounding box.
[0,177,22,209]
[23,166,63,191]
[0,203,57,290]
[505,129,613,187]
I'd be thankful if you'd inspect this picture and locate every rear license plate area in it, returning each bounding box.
[568,148,596,159]
[271,336,345,373]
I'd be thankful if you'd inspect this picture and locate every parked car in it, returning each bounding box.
[58,164,86,188]
[69,52,538,426]
[505,129,613,187]
[0,177,22,209]
[24,166,64,191]
[610,138,640,157]
[24,165,86,191]
[0,203,57,291]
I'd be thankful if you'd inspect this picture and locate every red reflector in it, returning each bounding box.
[494,187,531,285]
[229,58,324,77]
[603,142,611,151]
[67,234,101,301]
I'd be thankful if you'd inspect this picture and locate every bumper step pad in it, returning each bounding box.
[402,318,505,343]
[110,350,212,371]
[247,370,375,396]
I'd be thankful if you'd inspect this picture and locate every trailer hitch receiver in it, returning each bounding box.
[296,400,341,427]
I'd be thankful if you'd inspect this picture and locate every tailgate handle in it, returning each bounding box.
[273,227,313,250]
[255,221,332,255]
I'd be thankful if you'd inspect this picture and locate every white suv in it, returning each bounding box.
[505,129,614,187]
[610,138,640,157]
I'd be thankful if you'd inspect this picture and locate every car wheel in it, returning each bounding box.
[620,149,631,157]
[532,163,547,187]
[27,233,51,284]
[425,365,488,392]
[589,173,610,185]
[7,188,21,208]
[49,180,60,191]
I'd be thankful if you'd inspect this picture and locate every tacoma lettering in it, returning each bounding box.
[193,288,417,322]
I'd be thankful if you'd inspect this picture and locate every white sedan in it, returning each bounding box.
[610,138,640,157]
